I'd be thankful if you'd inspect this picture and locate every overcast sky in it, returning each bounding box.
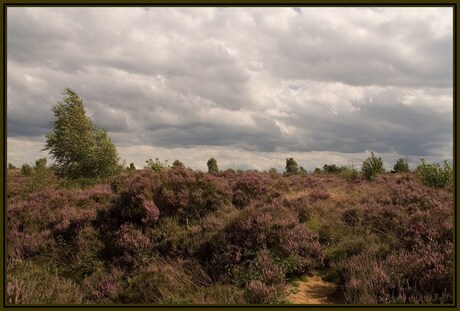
[7,7,453,171]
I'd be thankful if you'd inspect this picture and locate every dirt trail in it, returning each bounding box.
[286,272,344,304]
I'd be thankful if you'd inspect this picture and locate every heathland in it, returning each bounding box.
[6,164,453,304]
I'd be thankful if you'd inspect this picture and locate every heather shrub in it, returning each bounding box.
[416,159,452,188]
[110,170,160,226]
[361,152,385,181]
[384,241,453,303]
[207,201,323,282]
[308,188,331,201]
[232,171,281,208]
[155,167,230,221]
[114,223,153,267]
[242,250,287,304]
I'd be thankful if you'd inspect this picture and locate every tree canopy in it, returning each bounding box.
[44,88,120,179]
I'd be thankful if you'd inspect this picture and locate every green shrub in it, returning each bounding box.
[361,152,385,181]
[341,168,359,181]
[20,164,33,176]
[285,157,299,175]
[393,158,410,173]
[207,158,219,173]
[416,159,452,188]
[145,158,170,172]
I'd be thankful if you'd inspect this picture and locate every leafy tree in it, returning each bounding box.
[127,163,136,171]
[361,152,385,181]
[285,157,299,175]
[8,163,17,170]
[207,157,219,173]
[268,167,278,174]
[393,158,410,173]
[416,159,452,188]
[35,158,47,169]
[20,164,33,176]
[43,88,120,179]
[313,168,322,174]
[299,166,307,175]
[172,160,185,168]
[146,158,170,172]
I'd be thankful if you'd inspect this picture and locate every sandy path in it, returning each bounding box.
[286,272,344,304]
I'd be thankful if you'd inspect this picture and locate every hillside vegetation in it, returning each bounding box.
[6,166,453,304]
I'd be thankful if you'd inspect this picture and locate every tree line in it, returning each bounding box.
[8,89,452,188]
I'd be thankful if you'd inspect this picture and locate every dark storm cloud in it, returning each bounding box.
[6,7,453,167]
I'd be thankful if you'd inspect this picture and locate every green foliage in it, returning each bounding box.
[341,168,359,181]
[323,164,344,173]
[299,166,307,175]
[361,152,385,181]
[207,158,219,173]
[172,160,185,168]
[416,159,452,188]
[35,158,47,169]
[8,163,17,170]
[127,163,136,171]
[268,168,278,174]
[44,88,120,179]
[20,164,33,176]
[393,158,410,173]
[145,158,170,172]
[285,157,299,175]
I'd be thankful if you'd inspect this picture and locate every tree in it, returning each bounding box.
[393,158,410,173]
[299,166,307,175]
[35,157,47,169]
[8,163,17,170]
[285,157,299,175]
[43,88,120,179]
[146,158,170,172]
[361,152,385,181]
[172,159,185,168]
[127,163,136,171]
[207,158,219,173]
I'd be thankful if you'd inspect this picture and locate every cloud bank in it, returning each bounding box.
[7,7,453,170]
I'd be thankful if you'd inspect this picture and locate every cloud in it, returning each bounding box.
[6,7,453,169]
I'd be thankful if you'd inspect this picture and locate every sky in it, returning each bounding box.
[6,7,453,172]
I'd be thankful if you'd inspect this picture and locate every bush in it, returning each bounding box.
[416,159,452,188]
[207,158,219,173]
[20,164,33,176]
[145,158,170,172]
[285,157,299,175]
[155,167,229,221]
[232,171,280,208]
[362,152,385,181]
[206,201,323,281]
[341,168,359,181]
[393,158,410,173]
[243,250,286,304]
